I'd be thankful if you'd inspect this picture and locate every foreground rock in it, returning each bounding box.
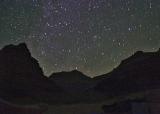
[0,43,63,104]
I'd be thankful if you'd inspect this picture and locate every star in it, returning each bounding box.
[0,0,159,77]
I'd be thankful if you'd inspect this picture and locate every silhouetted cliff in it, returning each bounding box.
[0,43,63,104]
[50,70,93,93]
[1,43,160,104]
[94,49,160,96]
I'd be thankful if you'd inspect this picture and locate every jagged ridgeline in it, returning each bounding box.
[94,49,160,96]
[0,43,65,104]
[0,43,160,105]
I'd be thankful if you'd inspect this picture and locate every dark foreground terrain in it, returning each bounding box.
[0,43,160,114]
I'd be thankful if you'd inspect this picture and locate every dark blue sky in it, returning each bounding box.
[0,0,160,77]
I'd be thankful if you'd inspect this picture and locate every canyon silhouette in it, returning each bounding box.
[0,43,160,114]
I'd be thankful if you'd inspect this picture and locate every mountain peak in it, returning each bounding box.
[17,43,28,49]
[70,70,85,75]
[50,70,91,80]
[1,43,31,57]
[120,49,160,67]
[95,48,160,95]
[0,42,44,78]
[0,43,63,102]
[49,70,93,94]
[3,43,28,49]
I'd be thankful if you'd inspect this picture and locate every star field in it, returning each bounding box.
[0,0,160,77]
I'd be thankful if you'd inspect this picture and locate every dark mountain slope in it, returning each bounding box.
[0,43,63,104]
[50,70,94,94]
[50,70,106,103]
[1,43,160,104]
[94,49,160,96]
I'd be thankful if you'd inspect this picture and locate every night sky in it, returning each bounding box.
[0,0,160,77]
